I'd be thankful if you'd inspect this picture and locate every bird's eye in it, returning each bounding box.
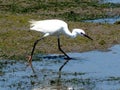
[81,32,83,34]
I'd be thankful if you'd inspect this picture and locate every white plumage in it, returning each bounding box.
[27,19,93,72]
[29,19,88,38]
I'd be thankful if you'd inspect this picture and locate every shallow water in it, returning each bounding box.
[99,0,120,3]
[83,16,120,24]
[84,0,120,24]
[0,45,120,90]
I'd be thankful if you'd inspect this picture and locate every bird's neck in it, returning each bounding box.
[66,29,77,38]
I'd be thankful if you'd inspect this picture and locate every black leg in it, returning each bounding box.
[27,37,44,72]
[31,37,44,57]
[57,37,71,59]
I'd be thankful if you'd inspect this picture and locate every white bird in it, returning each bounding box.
[27,19,93,67]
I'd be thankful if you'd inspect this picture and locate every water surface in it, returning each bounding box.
[84,0,120,24]
[99,0,120,3]
[0,45,120,90]
[83,16,120,24]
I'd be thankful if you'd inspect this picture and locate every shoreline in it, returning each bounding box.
[0,0,120,60]
[0,21,120,60]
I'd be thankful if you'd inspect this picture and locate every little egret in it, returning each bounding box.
[27,19,93,69]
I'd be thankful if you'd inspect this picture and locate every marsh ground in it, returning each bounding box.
[0,0,120,59]
[0,0,120,90]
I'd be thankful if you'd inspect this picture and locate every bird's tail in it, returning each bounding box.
[29,19,37,24]
[28,20,38,30]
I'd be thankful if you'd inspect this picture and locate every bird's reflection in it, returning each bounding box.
[55,59,72,90]
[27,55,71,75]
[58,59,70,78]
[29,57,75,90]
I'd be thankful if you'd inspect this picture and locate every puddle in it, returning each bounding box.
[83,16,120,24]
[0,45,120,90]
[99,0,120,4]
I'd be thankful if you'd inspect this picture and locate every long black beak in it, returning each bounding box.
[83,34,93,40]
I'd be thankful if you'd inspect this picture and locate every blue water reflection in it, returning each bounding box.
[65,45,120,77]
[100,0,120,3]
[0,45,120,90]
[83,17,120,24]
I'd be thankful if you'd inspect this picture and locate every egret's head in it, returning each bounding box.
[74,29,93,40]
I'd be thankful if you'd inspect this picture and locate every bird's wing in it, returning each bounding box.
[29,20,65,34]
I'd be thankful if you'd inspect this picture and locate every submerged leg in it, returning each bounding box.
[27,37,44,72]
[57,37,71,59]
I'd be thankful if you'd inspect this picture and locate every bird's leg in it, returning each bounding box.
[59,59,69,72]
[57,37,71,59]
[27,37,44,70]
